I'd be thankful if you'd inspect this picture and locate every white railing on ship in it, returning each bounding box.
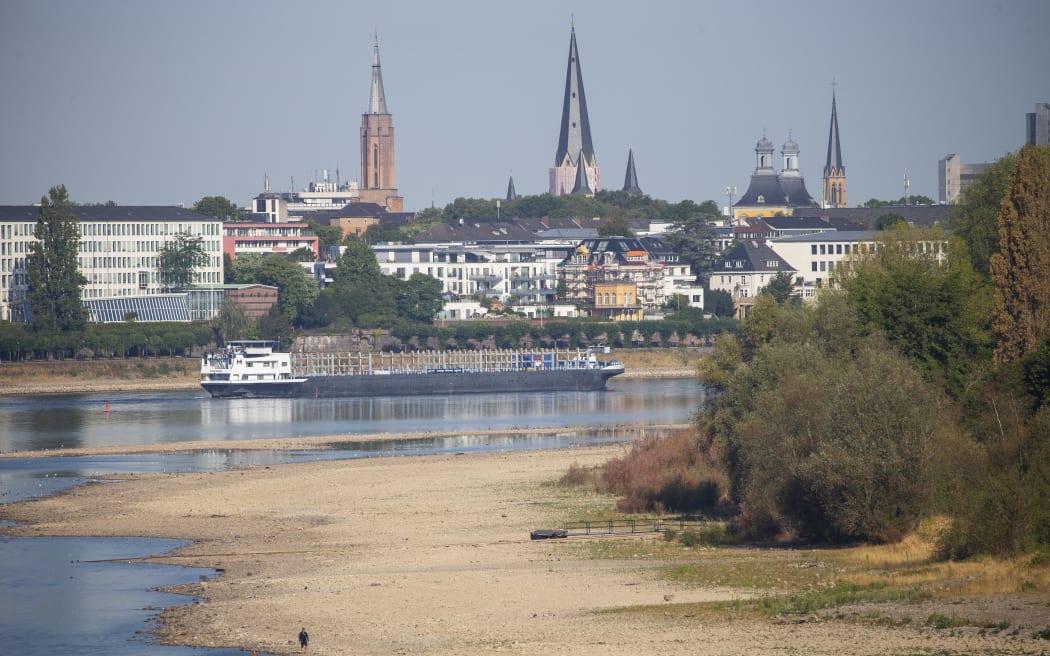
[289,348,601,377]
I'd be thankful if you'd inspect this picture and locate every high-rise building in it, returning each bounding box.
[939,153,991,204]
[549,25,600,196]
[822,91,847,208]
[359,37,403,212]
[1027,102,1050,146]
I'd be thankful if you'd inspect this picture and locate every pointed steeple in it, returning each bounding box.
[367,35,388,115]
[824,91,844,175]
[622,149,642,195]
[822,89,847,208]
[571,150,593,195]
[554,25,595,169]
[506,175,517,202]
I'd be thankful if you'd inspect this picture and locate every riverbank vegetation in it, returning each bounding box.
[564,144,1050,560]
[0,310,734,362]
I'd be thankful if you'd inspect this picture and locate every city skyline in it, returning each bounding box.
[2,0,1048,212]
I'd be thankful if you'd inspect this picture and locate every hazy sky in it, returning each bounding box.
[2,0,1048,212]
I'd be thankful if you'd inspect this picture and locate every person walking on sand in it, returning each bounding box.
[298,627,309,653]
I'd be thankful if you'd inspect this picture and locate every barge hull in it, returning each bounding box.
[202,368,619,399]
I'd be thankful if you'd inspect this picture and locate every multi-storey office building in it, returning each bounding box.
[0,205,222,322]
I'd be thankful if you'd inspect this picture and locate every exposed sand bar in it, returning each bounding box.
[3,438,1039,655]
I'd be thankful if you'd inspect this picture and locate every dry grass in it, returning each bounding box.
[0,358,197,381]
[612,347,708,372]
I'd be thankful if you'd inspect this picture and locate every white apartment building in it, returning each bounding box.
[762,230,949,298]
[0,205,222,322]
[372,241,572,305]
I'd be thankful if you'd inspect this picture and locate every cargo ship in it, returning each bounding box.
[200,340,625,399]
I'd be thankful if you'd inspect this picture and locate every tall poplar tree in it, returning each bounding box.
[26,185,87,332]
[990,145,1050,363]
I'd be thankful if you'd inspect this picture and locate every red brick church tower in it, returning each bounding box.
[359,37,403,212]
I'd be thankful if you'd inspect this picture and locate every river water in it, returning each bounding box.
[0,377,704,655]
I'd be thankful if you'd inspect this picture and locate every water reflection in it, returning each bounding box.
[0,378,705,453]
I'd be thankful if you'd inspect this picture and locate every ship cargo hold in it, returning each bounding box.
[200,341,625,399]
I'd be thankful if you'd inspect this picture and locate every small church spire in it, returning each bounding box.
[367,35,388,115]
[622,149,642,195]
[506,175,517,202]
[571,149,593,195]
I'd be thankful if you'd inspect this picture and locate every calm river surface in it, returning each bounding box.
[0,377,704,656]
[0,377,704,453]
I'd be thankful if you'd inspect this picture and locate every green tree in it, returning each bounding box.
[699,295,955,543]
[300,237,398,329]
[396,273,444,323]
[230,253,318,323]
[287,247,317,262]
[990,144,1050,363]
[26,185,87,332]
[158,231,209,290]
[844,226,989,393]
[950,153,1016,277]
[874,212,906,230]
[212,300,252,344]
[332,236,383,285]
[761,271,796,305]
[222,252,235,284]
[597,216,634,237]
[256,303,292,346]
[444,197,498,222]
[662,212,721,282]
[192,196,243,221]
[704,287,734,317]
[363,220,406,245]
[940,365,1050,557]
[304,219,344,248]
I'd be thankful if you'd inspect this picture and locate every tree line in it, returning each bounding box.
[587,144,1050,558]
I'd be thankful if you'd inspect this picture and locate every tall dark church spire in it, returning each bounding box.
[822,89,847,208]
[506,175,517,202]
[549,24,600,195]
[622,149,642,195]
[554,26,595,168]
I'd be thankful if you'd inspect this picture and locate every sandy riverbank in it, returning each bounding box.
[3,443,1045,656]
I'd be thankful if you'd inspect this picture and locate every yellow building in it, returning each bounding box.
[592,280,642,321]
